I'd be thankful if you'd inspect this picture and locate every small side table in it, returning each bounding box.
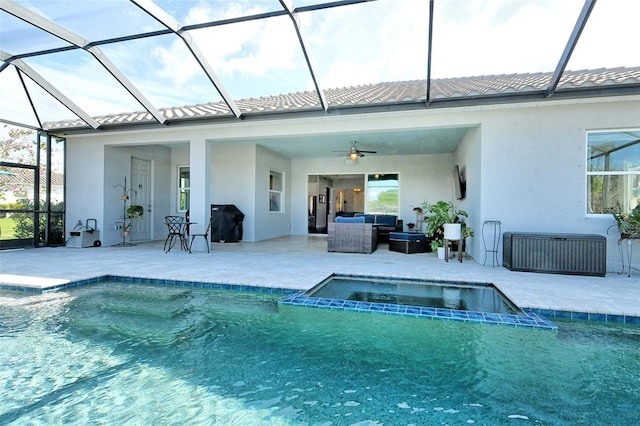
[618,237,638,277]
[444,239,463,262]
[482,220,501,267]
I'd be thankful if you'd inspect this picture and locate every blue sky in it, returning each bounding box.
[1,0,638,128]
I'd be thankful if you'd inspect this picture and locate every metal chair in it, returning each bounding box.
[164,215,187,253]
[190,218,212,253]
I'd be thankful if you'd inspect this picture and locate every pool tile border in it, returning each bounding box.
[529,308,640,325]
[2,274,639,327]
[282,272,557,330]
[277,273,640,329]
[0,274,295,296]
[278,291,558,331]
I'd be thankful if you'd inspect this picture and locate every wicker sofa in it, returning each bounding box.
[327,217,378,254]
[353,214,403,243]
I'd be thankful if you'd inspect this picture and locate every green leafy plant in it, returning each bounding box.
[609,205,640,239]
[4,199,65,244]
[421,200,469,251]
[123,204,144,231]
[462,225,474,239]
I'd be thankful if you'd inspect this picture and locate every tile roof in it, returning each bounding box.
[43,67,640,131]
[0,168,64,187]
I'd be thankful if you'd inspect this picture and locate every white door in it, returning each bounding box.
[130,157,151,241]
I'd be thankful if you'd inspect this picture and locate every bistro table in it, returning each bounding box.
[164,216,196,253]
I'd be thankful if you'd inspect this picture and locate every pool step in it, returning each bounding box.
[64,284,280,345]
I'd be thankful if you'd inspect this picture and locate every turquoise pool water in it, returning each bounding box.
[1,282,639,425]
[305,276,522,314]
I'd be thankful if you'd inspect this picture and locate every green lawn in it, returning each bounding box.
[0,217,17,240]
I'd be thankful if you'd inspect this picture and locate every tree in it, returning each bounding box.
[368,189,398,214]
[0,126,37,164]
[0,127,37,203]
[1,127,65,244]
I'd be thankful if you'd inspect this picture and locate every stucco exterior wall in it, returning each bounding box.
[474,98,639,269]
[454,126,481,259]
[103,145,171,246]
[63,94,639,270]
[66,138,105,235]
[254,145,292,241]
[210,143,256,242]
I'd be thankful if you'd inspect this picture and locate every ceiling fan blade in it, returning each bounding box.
[358,150,377,154]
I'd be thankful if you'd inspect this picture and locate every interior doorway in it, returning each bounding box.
[307,174,365,234]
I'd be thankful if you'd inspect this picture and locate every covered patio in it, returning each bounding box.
[1,236,638,319]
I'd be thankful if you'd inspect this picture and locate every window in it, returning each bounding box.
[587,130,640,215]
[178,166,190,212]
[269,170,283,213]
[367,173,399,215]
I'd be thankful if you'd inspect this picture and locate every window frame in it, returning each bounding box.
[366,173,399,215]
[269,169,284,213]
[177,165,190,213]
[586,129,640,217]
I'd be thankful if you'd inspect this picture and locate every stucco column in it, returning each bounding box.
[189,137,211,233]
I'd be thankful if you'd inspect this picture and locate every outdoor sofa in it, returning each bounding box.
[354,214,403,243]
[327,216,378,254]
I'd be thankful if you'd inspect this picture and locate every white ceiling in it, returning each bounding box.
[227,126,472,159]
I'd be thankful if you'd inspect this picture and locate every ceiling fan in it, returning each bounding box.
[334,141,377,161]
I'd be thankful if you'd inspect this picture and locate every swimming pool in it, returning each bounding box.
[1,281,639,424]
[282,274,556,330]
[305,275,522,314]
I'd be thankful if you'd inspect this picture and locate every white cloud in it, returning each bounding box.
[568,0,640,70]
[302,0,429,89]
[147,1,304,99]
[2,0,638,126]
[431,0,585,77]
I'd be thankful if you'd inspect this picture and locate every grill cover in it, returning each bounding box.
[210,204,244,242]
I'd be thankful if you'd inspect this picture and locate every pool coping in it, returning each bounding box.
[2,274,639,328]
[278,273,557,331]
[0,274,296,295]
[279,290,557,330]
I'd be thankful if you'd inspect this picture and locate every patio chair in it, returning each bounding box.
[327,217,378,254]
[164,215,188,253]
[189,218,212,253]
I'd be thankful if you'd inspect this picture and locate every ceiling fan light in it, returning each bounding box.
[349,152,359,160]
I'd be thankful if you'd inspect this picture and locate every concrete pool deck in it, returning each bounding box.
[1,236,638,318]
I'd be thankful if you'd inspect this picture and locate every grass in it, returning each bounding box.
[0,217,17,240]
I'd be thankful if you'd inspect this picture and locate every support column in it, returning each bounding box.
[189,138,211,234]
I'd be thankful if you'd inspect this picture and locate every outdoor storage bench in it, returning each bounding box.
[389,231,431,254]
[503,232,606,276]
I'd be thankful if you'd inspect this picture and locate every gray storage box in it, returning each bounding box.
[503,232,606,276]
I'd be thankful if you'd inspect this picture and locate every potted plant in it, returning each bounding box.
[122,204,144,235]
[462,224,474,239]
[421,200,468,254]
[609,205,640,239]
